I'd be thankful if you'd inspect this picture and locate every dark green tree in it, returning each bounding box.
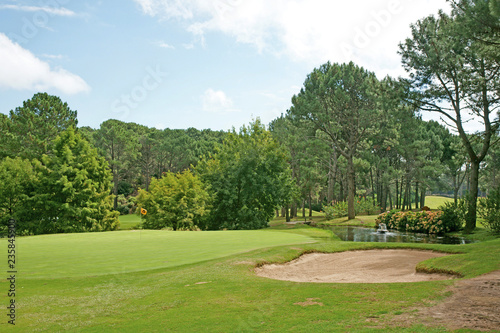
[0,157,37,232]
[197,119,295,230]
[288,62,381,219]
[399,9,500,232]
[32,128,119,234]
[94,119,140,209]
[4,92,78,159]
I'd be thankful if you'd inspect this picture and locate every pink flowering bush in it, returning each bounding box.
[376,210,449,234]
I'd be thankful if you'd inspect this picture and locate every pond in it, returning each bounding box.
[326,226,474,245]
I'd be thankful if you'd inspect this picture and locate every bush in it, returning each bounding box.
[324,201,348,220]
[355,197,380,215]
[438,202,464,233]
[310,202,323,212]
[478,188,500,233]
[324,197,380,220]
[376,209,450,234]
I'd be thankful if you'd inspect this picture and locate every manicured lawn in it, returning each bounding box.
[118,214,142,230]
[424,195,454,209]
[0,224,498,332]
[6,230,317,279]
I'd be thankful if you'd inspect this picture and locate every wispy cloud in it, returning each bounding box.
[0,33,90,94]
[153,40,175,49]
[134,0,450,78]
[0,4,76,16]
[202,88,237,113]
[41,54,65,60]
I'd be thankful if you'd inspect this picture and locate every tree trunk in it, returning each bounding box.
[347,154,356,220]
[308,192,313,217]
[465,160,480,233]
[302,199,305,218]
[395,178,399,209]
[285,205,290,223]
[388,186,393,210]
[414,181,419,209]
[420,186,426,208]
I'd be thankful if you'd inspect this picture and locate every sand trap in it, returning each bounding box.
[255,249,455,283]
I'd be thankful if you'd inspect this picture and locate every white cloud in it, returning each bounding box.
[41,54,65,60]
[153,40,175,49]
[202,88,236,113]
[134,0,450,78]
[0,33,90,94]
[0,4,76,16]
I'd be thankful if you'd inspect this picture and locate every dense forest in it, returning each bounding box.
[0,0,498,234]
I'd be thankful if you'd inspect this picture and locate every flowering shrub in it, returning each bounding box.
[375,209,453,234]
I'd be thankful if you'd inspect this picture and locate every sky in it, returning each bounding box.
[0,0,452,131]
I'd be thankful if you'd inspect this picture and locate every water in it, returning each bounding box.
[327,226,474,245]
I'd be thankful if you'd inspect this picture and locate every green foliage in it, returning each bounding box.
[0,157,37,233]
[375,210,457,234]
[323,201,348,220]
[3,92,78,160]
[94,119,141,209]
[197,119,295,230]
[30,128,119,234]
[324,197,379,220]
[438,202,466,232]
[478,187,500,233]
[355,196,380,215]
[289,61,381,220]
[137,170,211,230]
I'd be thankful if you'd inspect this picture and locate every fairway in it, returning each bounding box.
[10,230,316,278]
[425,195,454,209]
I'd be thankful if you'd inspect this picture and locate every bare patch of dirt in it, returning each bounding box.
[294,298,324,307]
[393,270,500,331]
[255,249,454,283]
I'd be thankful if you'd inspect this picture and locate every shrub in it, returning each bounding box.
[355,197,380,215]
[376,209,449,234]
[438,202,464,232]
[324,201,348,220]
[478,188,500,234]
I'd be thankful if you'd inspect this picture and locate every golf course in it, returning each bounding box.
[1,216,499,332]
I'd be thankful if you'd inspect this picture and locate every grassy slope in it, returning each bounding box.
[0,225,498,332]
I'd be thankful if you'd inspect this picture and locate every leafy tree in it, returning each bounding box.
[94,119,140,209]
[399,10,500,232]
[137,170,211,230]
[31,128,119,234]
[0,157,37,232]
[288,62,380,219]
[4,92,78,159]
[197,119,295,230]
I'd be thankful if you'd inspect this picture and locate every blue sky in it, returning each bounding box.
[0,0,450,131]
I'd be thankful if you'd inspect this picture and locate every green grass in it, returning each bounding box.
[424,195,454,210]
[118,214,142,230]
[6,229,316,279]
[1,223,498,332]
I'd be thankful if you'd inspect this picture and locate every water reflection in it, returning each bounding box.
[327,226,473,244]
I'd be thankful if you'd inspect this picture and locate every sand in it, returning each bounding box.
[255,249,454,283]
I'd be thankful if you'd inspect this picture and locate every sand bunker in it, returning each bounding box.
[255,249,455,283]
